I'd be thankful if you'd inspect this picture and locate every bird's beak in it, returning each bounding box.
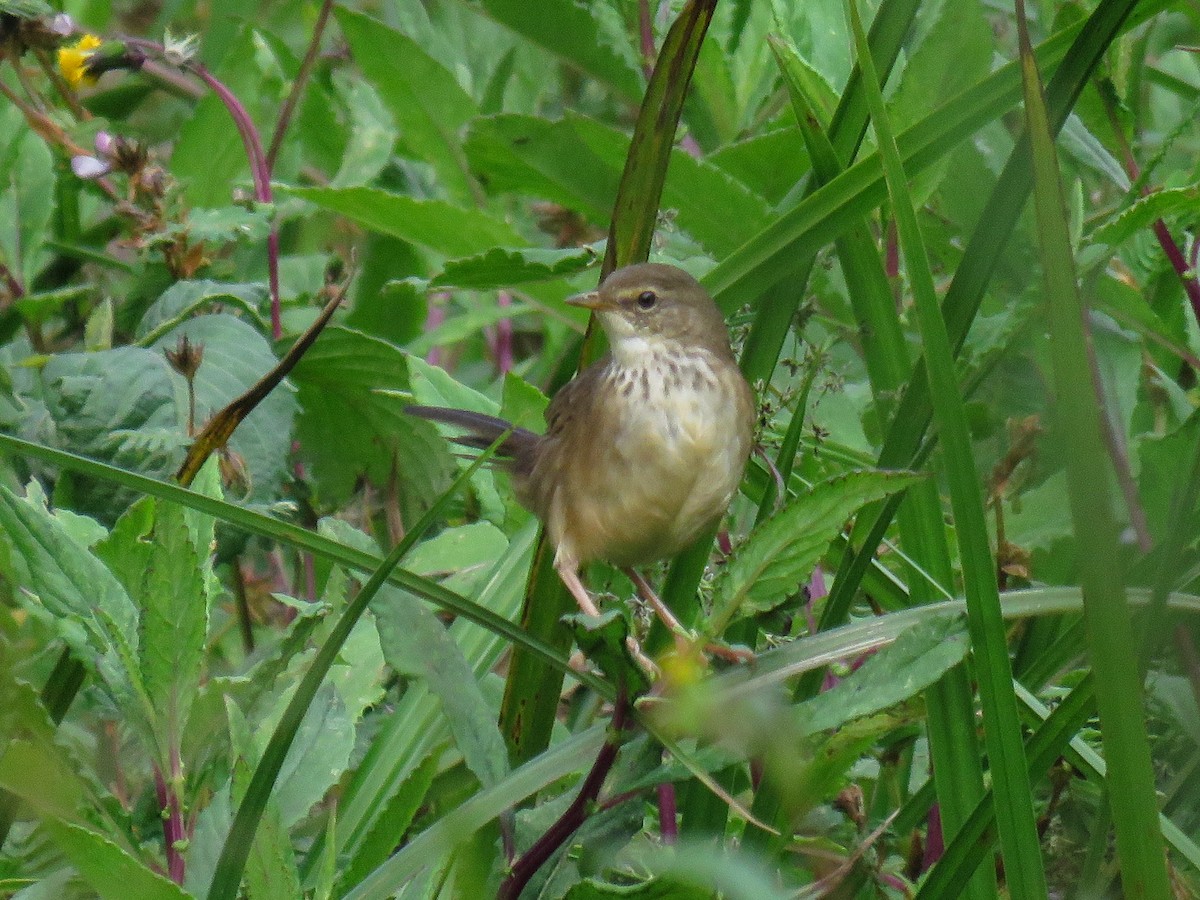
[564,290,606,311]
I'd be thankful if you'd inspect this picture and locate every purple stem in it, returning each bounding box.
[497,697,629,900]
[638,0,655,79]
[424,298,447,367]
[153,765,186,884]
[921,802,944,872]
[490,291,514,375]
[657,781,678,843]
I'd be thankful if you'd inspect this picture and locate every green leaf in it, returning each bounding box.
[0,130,54,289]
[431,245,600,290]
[153,314,297,502]
[402,521,508,577]
[288,326,453,506]
[710,470,920,629]
[565,610,650,698]
[139,499,208,756]
[374,585,510,791]
[329,72,397,189]
[799,614,969,732]
[0,485,151,735]
[465,0,644,101]
[136,281,270,346]
[1091,185,1200,247]
[278,185,525,257]
[43,820,192,900]
[334,7,477,200]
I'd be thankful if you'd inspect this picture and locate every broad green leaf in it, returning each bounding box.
[329,72,398,189]
[710,470,920,629]
[707,127,809,206]
[264,680,354,829]
[139,499,208,757]
[43,820,192,900]
[278,185,524,257]
[38,346,187,519]
[799,614,969,732]
[402,521,508,577]
[0,131,54,289]
[0,740,83,823]
[0,485,151,736]
[374,585,510,791]
[464,0,644,101]
[335,7,477,199]
[154,314,297,502]
[136,281,270,346]
[289,326,453,507]
[431,245,600,290]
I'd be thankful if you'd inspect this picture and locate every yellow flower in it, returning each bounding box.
[57,34,103,89]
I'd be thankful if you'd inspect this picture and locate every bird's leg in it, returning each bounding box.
[624,568,687,636]
[626,568,755,666]
[555,555,658,677]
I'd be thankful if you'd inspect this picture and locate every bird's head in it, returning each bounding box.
[566,263,733,365]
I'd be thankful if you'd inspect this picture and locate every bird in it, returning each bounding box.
[408,262,755,656]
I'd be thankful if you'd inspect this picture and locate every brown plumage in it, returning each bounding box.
[408,262,755,638]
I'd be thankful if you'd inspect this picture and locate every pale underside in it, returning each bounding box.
[515,337,754,572]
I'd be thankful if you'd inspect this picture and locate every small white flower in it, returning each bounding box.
[71,155,111,179]
[162,29,200,67]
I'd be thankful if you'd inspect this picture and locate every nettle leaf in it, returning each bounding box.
[154,313,297,502]
[148,204,275,249]
[710,470,921,629]
[289,326,453,508]
[465,0,644,102]
[799,613,969,732]
[278,185,525,257]
[138,499,208,752]
[374,584,510,791]
[1091,185,1200,248]
[431,245,601,290]
[39,346,188,519]
[335,7,477,200]
[43,820,191,900]
[136,280,270,344]
[0,485,152,737]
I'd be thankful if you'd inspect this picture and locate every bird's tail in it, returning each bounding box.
[405,405,539,465]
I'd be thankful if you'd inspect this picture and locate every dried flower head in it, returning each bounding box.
[165,333,204,379]
[162,29,199,67]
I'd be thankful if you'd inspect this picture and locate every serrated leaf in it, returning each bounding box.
[0,486,152,737]
[565,610,650,697]
[711,470,921,629]
[278,185,524,257]
[43,820,192,900]
[136,280,270,344]
[1091,185,1200,247]
[289,326,454,507]
[799,613,968,732]
[335,7,476,199]
[431,245,600,290]
[149,204,274,248]
[373,585,510,791]
[139,499,208,755]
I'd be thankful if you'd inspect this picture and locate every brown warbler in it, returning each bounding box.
[408,262,754,641]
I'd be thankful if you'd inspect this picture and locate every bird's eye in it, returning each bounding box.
[636,290,657,310]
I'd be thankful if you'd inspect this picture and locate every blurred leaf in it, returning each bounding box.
[464,0,644,101]
[799,613,969,732]
[329,72,397,189]
[431,245,600,290]
[278,185,524,256]
[43,821,191,900]
[710,470,921,630]
[335,7,477,199]
[0,130,54,289]
[374,584,510,790]
[149,205,274,248]
[1091,185,1200,247]
[289,326,453,507]
[403,521,508,577]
